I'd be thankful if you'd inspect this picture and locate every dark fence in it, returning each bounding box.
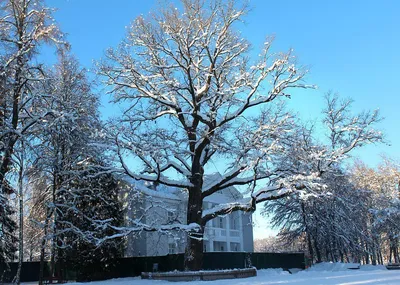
[203,252,305,270]
[1,252,305,282]
[251,252,306,270]
[1,261,50,283]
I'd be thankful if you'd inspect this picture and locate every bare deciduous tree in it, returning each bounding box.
[98,0,316,270]
[98,0,383,270]
[0,0,61,272]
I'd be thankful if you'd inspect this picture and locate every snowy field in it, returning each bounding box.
[32,263,399,285]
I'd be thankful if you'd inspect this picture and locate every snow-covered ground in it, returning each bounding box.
[22,263,400,285]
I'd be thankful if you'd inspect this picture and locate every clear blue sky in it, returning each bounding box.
[46,0,400,238]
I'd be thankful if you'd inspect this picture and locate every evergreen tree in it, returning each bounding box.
[25,48,124,282]
[62,166,124,281]
[0,182,17,274]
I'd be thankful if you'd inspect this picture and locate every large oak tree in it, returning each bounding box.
[99,0,381,270]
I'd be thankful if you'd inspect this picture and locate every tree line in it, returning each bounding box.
[0,0,122,283]
[262,156,399,265]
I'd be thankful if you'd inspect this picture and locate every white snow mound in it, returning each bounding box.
[307,262,387,272]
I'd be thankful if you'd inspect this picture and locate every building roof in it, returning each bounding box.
[121,173,243,204]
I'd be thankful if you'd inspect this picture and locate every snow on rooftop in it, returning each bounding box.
[121,176,182,201]
[121,173,243,203]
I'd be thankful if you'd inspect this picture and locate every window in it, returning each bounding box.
[168,243,177,254]
[232,218,238,230]
[231,242,240,252]
[219,217,224,228]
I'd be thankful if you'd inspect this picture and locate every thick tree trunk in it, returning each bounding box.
[184,184,204,271]
[184,228,204,271]
[184,149,204,271]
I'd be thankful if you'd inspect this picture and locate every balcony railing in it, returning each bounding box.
[204,227,241,239]
[206,228,215,237]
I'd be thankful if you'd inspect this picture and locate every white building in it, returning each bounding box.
[122,174,254,257]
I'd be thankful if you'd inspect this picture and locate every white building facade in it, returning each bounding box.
[123,175,254,257]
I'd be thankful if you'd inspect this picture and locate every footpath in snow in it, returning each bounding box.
[24,263,400,285]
